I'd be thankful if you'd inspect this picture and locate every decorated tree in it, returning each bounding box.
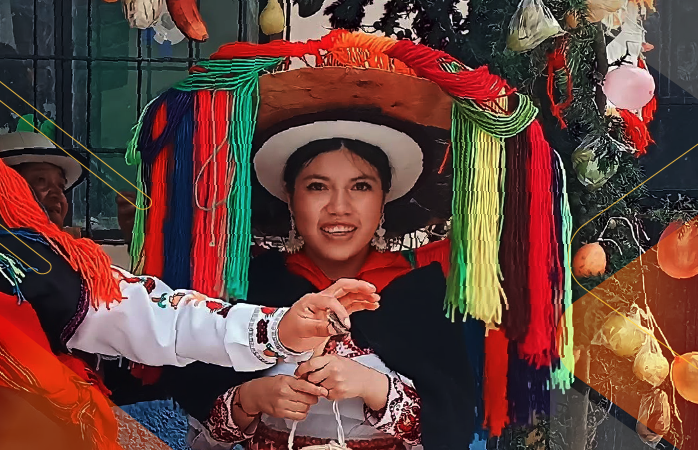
[294,0,696,448]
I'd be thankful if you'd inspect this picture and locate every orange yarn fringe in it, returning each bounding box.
[0,159,121,308]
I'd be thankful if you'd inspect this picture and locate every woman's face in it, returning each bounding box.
[289,148,385,265]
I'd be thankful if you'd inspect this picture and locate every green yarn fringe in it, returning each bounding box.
[454,94,538,139]
[445,95,537,320]
[125,96,158,273]
[124,57,282,297]
[176,57,282,300]
[0,252,29,300]
[445,108,474,320]
[551,150,575,392]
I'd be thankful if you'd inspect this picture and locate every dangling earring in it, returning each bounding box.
[371,214,387,252]
[285,214,304,253]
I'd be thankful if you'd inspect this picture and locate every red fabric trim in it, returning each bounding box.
[285,250,412,293]
[483,329,509,437]
[0,293,118,448]
[413,239,451,276]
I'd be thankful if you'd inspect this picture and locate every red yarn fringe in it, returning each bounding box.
[142,102,170,278]
[483,329,510,437]
[518,121,555,368]
[204,29,513,104]
[134,102,170,385]
[207,30,347,65]
[385,40,514,103]
[191,90,232,298]
[547,45,573,129]
[619,108,654,157]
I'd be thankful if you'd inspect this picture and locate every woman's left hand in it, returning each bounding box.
[295,355,389,410]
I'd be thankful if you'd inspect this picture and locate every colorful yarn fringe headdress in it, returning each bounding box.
[125,29,574,436]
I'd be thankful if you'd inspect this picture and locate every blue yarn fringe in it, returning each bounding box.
[163,108,194,289]
[464,318,488,441]
[138,89,195,165]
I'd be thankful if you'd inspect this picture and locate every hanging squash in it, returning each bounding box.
[671,352,698,404]
[260,0,286,36]
[657,220,698,279]
[595,310,646,358]
[633,338,670,387]
[572,242,606,278]
[166,0,209,42]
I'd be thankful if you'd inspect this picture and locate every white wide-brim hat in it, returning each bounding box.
[0,132,88,191]
[254,120,424,203]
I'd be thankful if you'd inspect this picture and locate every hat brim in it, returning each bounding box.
[254,120,423,203]
[257,67,453,133]
[1,148,88,191]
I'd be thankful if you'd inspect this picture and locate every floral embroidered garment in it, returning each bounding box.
[193,334,422,450]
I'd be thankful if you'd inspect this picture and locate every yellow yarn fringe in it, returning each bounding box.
[464,95,508,328]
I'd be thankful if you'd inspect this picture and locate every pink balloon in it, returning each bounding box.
[603,65,655,110]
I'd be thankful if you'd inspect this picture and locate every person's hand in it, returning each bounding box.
[238,375,327,421]
[62,226,82,239]
[295,355,389,410]
[278,279,380,353]
[116,191,137,242]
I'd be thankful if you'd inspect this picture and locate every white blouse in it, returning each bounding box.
[66,266,308,372]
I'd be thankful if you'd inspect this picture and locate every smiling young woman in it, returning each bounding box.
[285,139,390,280]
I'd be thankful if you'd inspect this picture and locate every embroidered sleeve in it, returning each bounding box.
[203,386,258,444]
[66,266,309,371]
[249,306,309,365]
[364,372,422,445]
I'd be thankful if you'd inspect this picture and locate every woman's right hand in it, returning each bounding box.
[239,375,328,421]
[278,279,380,353]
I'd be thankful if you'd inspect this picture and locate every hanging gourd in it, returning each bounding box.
[633,338,670,387]
[657,220,698,279]
[260,0,286,36]
[595,309,646,358]
[671,352,698,404]
[572,242,607,278]
[635,389,671,446]
[571,135,623,191]
[166,0,209,42]
[122,0,165,29]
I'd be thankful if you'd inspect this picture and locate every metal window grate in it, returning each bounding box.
[2,0,260,242]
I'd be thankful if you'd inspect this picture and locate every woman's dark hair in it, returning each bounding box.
[282,138,392,195]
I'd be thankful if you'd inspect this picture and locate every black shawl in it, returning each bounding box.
[162,250,476,450]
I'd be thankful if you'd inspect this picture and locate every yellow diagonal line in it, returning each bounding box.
[570,141,698,372]
[0,224,52,275]
[0,80,152,210]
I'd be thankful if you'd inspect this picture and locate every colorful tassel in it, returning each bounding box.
[551,150,575,391]
[163,108,194,289]
[518,121,555,368]
[619,108,654,157]
[500,132,531,341]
